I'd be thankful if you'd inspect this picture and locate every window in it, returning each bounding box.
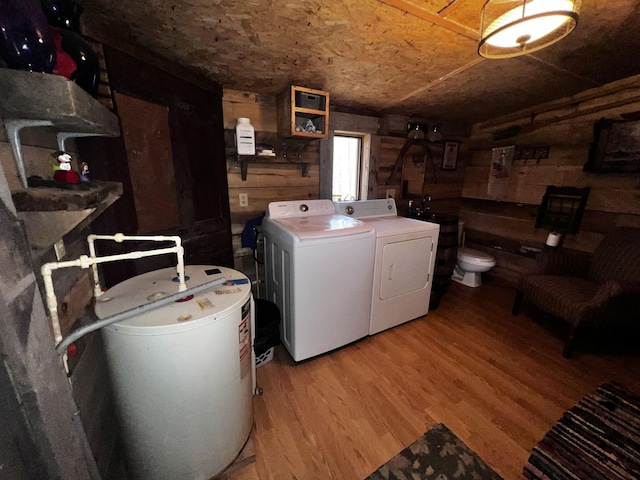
[332,133,369,201]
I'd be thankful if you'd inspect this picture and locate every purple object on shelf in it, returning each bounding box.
[0,0,56,73]
[39,0,83,32]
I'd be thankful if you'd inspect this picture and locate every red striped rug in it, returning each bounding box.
[524,382,640,480]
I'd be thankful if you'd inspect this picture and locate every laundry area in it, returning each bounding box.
[6,0,638,476]
[245,198,443,362]
[24,200,442,479]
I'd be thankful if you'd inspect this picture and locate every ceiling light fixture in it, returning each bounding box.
[478,0,580,59]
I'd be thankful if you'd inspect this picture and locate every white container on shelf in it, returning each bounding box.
[235,117,255,155]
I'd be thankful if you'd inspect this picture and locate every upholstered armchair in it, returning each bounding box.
[512,227,640,358]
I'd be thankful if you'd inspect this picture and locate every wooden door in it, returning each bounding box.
[114,92,181,233]
[78,47,233,287]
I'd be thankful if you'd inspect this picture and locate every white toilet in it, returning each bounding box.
[451,221,496,287]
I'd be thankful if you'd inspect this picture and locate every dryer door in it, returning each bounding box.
[379,237,432,300]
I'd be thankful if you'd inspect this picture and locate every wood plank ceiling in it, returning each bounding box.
[80,0,640,125]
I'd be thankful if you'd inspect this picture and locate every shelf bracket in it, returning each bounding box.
[5,119,54,189]
[57,132,112,152]
[240,158,249,181]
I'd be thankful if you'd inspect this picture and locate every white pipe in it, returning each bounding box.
[87,236,101,298]
[41,264,63,345]
[42,233,189,369]
[87,233,187,295]
[56,277,227,353]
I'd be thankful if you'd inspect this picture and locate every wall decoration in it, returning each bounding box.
[487,145,514,200]
[585,119,640,173]
[513,145,550,164]
[441,141,459,170]
[535,185,590,235]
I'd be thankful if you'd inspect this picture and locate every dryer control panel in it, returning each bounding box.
[334,199,398,218]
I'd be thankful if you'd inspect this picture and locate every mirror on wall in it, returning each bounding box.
[401,144,427,198]
[385,138,439,201]
[399,139,438,199]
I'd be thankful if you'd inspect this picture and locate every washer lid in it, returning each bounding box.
[458,247,495,265]
[272,214,373,240]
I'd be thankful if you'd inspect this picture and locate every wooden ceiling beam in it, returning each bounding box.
[379,0,480,41]
[438,0,470,17]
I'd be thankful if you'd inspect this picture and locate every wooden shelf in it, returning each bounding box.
[0,70,123,252]
[277,85,329,139]
[225,130,320,181]
[12,181,123,212]
[237,155,312,180]
[0,70,119,135]
[0,69,120,189]
[12,181,123,252]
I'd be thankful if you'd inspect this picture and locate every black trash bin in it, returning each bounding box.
[254,299,281,366]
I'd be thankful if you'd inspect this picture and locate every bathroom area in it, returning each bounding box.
[385,128,498,310]
[404,193,496,309]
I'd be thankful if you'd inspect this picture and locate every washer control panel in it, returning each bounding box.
[266,200,335,218]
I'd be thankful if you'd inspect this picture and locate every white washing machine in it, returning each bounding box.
[335,199,440,334]
[95,265,254,480]
[263,199,376,361]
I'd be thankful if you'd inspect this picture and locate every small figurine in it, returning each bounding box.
[50,150,80,184]
[303,119,317,133]
[79,162,90,182]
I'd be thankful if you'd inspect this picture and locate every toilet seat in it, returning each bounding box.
[457,247,496,267]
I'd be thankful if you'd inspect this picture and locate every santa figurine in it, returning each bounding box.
[50,150,80,184]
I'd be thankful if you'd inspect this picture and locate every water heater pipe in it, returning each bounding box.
[56,277,227,353]
[42,233,187,349]
[87,233,187,297]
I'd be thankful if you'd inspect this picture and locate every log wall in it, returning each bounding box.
[379,136,468,217]
[461,75,640,287]
[222,90,321,285]
[222,89,470,290]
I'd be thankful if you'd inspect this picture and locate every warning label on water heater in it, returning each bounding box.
[239,299,251,379]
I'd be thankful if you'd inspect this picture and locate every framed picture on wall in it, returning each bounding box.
[584,119,640,173]
[441,141,459,170]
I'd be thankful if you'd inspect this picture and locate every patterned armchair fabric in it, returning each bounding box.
[512,227,640,358]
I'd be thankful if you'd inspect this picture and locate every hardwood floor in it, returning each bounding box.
[228,280,640,480]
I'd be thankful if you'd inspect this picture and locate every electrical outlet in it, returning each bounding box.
[386,189,395,199]
[239,193,248,207]
[54,239,66,260]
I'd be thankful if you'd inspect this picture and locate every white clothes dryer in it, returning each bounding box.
[335,199,440,334]
[263,199,376,361]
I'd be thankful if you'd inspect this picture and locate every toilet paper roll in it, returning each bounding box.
[546,232,561,247]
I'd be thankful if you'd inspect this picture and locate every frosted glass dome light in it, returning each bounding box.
[479,0,580,58]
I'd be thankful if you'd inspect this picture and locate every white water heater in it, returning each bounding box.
[95,265,254,480]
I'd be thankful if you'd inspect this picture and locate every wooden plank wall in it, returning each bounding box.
[222,89,471,288]
[222,90,320,284]
[461,75,640,287]
[378,136,468,217]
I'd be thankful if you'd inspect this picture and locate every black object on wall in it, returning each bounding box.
[535,185,591,234]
